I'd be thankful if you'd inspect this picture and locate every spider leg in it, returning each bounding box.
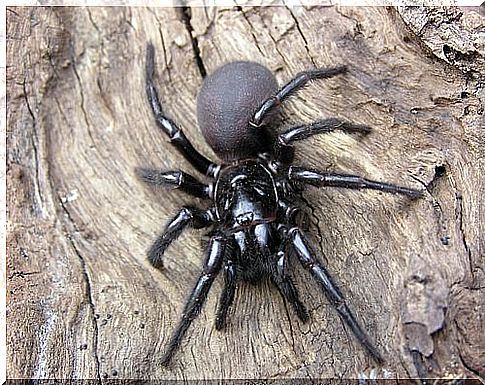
[136,168,211,199]
[287,226,384,364]
[250,66,347,127]
[161,234,226,366]
[146,43,219,177]
[215,259,237,330]
[148,206,214,269]
[275,118,370,162]
[272,249,309,322]
[289,166,422,199]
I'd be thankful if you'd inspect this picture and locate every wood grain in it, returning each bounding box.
[6,6,483,381]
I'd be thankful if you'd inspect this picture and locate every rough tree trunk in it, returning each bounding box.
[6,6,483,381]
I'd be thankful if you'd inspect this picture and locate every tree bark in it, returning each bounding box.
[6,6,483,381]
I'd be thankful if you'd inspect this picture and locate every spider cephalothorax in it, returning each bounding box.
[138,43,421,366]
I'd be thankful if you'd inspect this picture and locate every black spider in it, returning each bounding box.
[138,43,421,367]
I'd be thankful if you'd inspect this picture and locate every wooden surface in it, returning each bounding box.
[6,6,484,381]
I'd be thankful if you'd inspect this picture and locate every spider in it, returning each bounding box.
[138,42,421,367]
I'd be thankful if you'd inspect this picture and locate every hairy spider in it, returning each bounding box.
[138,43,421,367]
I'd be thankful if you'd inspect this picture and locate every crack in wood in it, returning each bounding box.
[455,192,474,279]
[57,196,102,382]
[22,76,45,217]
[179,6,206,78]
[236,7,265,58]
[285,6,317,67]
[69,42,95,146]
[147,7,173,84]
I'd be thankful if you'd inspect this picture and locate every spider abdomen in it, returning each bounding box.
[196,62,279,161]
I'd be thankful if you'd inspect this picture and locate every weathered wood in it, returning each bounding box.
[6,6,483,381]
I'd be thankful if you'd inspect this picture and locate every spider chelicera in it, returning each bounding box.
[137,43,421,366]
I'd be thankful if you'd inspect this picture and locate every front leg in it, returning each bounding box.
[161,234,227,366]
[148,206,214,269]
[287,226,384,364]
[289,166,422,198]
